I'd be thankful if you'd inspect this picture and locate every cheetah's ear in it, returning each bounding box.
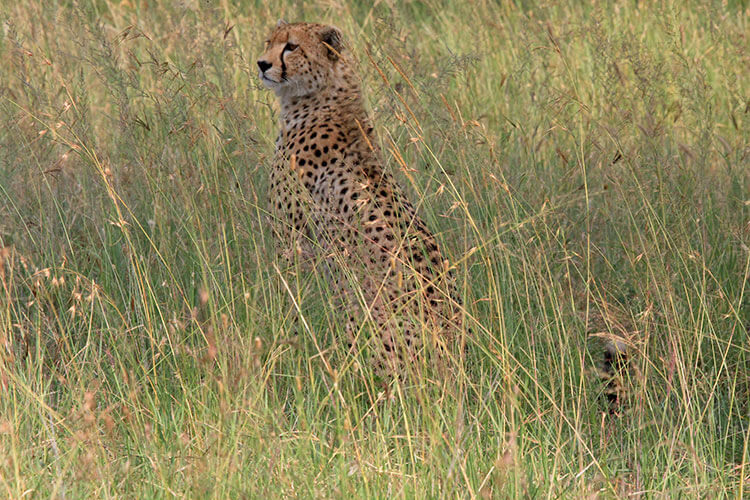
[276,19,288,28]
[319,26,344,61]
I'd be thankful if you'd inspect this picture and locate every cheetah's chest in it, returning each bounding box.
[275,132,361,219]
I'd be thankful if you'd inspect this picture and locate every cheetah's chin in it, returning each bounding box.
[259,73,281,87]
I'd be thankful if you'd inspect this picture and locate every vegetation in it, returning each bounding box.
[0,0,747,497]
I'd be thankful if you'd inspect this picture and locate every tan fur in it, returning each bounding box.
[257,22,463,377]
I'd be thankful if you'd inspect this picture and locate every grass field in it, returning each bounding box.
[1,0,748,497]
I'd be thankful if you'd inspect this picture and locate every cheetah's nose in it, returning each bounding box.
[257,60,272,73]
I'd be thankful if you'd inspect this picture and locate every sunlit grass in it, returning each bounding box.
[0,0,748,498]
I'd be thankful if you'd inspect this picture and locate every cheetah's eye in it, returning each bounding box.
[283,42,299,53]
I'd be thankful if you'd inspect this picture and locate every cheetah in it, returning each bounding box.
[257,21,463,378]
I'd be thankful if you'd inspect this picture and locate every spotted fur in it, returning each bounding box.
[257,21,463,377]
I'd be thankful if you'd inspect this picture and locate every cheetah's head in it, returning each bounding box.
[257,21,345,98]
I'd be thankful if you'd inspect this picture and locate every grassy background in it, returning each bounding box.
[1,0,748,497]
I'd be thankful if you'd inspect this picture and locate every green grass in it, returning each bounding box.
[1,0,748,497]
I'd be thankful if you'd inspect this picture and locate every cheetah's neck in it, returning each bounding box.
[279,60,369,131]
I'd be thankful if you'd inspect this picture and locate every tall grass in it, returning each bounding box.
[0,0,747,497]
